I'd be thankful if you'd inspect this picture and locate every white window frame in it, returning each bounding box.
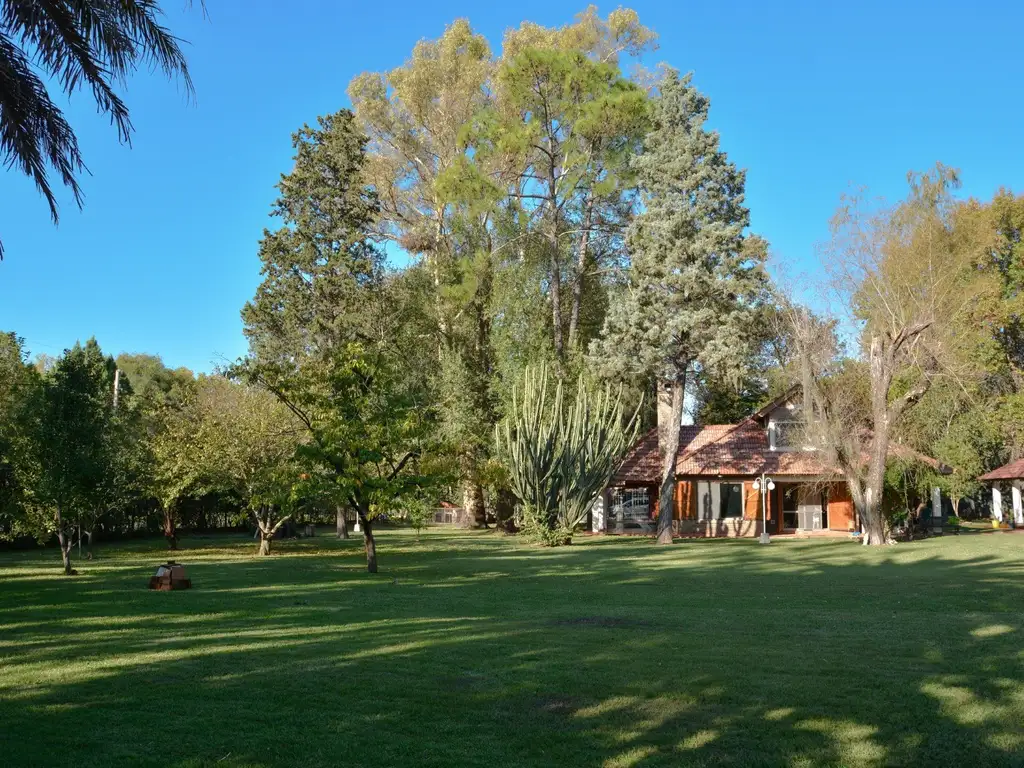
[610,487,652,524]
[770,420,806,452]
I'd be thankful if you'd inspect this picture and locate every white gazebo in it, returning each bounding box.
[979,459,1024,525]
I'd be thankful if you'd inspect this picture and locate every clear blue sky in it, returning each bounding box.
[2,0,1022,372]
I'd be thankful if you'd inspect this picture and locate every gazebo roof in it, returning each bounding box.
[979,458,1024,481]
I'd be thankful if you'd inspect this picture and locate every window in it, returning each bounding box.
[772,420,804,450]
[782,485,799,529]
[609,487,653,530]
[719,483,743,518]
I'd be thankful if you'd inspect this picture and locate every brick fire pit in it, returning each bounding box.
[148,561,192,591]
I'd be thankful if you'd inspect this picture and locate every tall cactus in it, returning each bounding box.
[496,365,640,544]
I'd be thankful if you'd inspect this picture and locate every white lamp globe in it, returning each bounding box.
[767,480,776,491]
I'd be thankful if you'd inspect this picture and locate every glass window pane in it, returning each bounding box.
[609,487,652,529]
[719,483,742,518]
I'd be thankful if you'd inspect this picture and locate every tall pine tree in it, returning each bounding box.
[592,70,768,544]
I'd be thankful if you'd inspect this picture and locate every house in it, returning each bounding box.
[596,387,947,537]
[979,459,1024,525]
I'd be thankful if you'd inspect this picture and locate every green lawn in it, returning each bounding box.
[1,530,1023,767]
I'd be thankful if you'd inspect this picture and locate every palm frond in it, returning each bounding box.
[0,0,202,259]
[0,33,85,220]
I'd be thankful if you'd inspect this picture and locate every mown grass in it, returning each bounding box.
[1,529,1023,767]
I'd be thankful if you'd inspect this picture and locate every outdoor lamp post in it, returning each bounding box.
[752,473,775,544]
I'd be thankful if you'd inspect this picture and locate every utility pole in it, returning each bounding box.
[113,368,121,411]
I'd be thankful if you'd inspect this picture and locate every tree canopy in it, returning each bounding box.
[4,5,1024,567]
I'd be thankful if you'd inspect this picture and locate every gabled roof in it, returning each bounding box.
[752,384,803,420]
[612,419,838,484]
[613,428,661,484]
[675,418,838,478]
[612,411,949,484]
[979,458,1024,481]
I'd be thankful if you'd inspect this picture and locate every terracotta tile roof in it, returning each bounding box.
[675,419,838,478]
[613,425,712,483]
[612,428,662,484]
[613,421,836,483]
[613,417,946,485]
[979,458,1024,481]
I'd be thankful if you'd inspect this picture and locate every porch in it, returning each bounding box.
[981,460,1024,525]
[595,479,858,538]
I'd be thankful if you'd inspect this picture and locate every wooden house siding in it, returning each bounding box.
[743,482,760,520]
[827,482,855,531]
[675,481,696,519]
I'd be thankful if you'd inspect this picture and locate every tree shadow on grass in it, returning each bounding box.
[0,534,1022,767]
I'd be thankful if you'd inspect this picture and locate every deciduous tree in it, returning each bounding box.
[240,109,441,571]
[29,340,118,573]
[792,166,980,544]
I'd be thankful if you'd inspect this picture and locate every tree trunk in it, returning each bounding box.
[860,497,885,545]
[547,163,564,360]
[163,507,178,550]
[567,193,595,352]
[258,530,272,556]
[336,506,349,539]
[360,511,378,573]
[494,488,518,533]
[860,453,888,545]
[549,248,563,359]
[464,479,487,529]
[656,378,685,545]
[55,508,74,575]
[56,530,73,575]
[862,335,892,545]
[432,209,449,354]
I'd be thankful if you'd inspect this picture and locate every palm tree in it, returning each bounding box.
[0,0,201,257]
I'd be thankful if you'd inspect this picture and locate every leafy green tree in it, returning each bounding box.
[0,0,201,257]
[241,345,441,572]
[932,412,1002,514]
[946,192,1024,467]
[117,355,196,548]
[150,377,205,549]
[116,354,194,408]
[692,305,794,424]
[493,8,654,360]
[76,370,148,554]
[240,108,441,572]
[346,12,659,529]
[349,20,500,527]
[591,70,768,544]
[243,110,386,364]
[28,340,117,573]
[0,332,38,536]
[155,376,301,555]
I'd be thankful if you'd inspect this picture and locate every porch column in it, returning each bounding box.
[931,486,943,533]
[591,493,606,533]
[992,485,1003,522]
[1012,482,1023,526]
